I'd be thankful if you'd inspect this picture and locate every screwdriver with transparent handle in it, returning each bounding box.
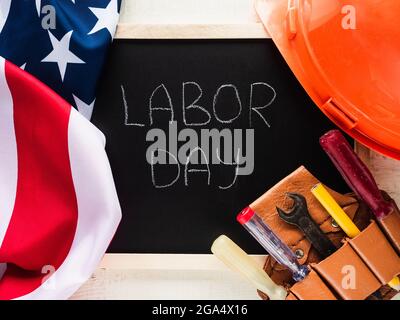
[237,207,309,282]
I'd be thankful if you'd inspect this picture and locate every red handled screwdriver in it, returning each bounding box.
[320,130,395,219]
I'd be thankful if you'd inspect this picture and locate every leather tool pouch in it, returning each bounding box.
[250,166,400,300]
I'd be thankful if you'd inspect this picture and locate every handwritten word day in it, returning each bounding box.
[121,81,277,189]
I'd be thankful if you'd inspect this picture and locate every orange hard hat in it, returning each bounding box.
[256,0,400,159]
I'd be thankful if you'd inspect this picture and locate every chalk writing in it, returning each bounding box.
[182,81,211,126]
[122,81,276,189]
[249,82,276,128]
[150,149,180,189]
[213,84,242,124]
[184,147,211,186]
[121,84,145,127]
[149,84,175,125]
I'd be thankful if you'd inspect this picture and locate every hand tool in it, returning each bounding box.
[276,192,336,259]
[312,183,400,291]
[237,207,309,282]
[320,129,395,219]
[311,183,361,238]
[211,235,287,300]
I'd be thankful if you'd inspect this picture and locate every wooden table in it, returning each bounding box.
[72,0,400,300]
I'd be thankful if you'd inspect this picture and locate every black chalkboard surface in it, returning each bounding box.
[92,39,350,254]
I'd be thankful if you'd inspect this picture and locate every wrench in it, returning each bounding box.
[276,193,336,259]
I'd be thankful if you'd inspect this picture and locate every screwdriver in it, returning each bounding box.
[319,130,395,219]
[211,235,287,300]
[237,207,309,282]
[312,183,400,291]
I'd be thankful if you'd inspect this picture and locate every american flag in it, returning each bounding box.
[0,0,121,120]
[0,0,122,299]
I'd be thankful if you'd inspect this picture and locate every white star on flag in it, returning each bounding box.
[41,31,85,81]
[88,0,119,37]
[73,95,95,120]
[0,0,12,32]
[35,0,41,16]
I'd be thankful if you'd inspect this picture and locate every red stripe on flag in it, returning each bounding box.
[0,61,78,299]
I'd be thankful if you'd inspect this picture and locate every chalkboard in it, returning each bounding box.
[92,39,351,254]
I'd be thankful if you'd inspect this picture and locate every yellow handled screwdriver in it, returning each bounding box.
[312,183,400,290]
[211,235,287,300]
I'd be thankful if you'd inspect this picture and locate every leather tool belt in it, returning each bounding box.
[250,166,400,300]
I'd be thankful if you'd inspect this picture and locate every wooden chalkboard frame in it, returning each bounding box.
[99,23,357,255]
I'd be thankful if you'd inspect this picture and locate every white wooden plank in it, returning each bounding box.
[115,23,269,39]
[117,0,265,39]
[71,268,261,300]
[98,254,266,269]
[120,0,258,24]
[71,254,266,300]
